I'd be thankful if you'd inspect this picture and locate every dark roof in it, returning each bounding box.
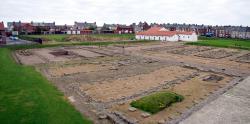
[117,25,132,29]
[102,24,118,30]
[74,22,97,29]
[31,22,55,27]
[0,22,4,30]
[246,27,250,32]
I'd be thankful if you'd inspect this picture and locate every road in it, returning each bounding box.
[6,37,35,45]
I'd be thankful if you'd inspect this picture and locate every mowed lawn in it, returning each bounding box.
[131,92,184,114]
[0,48,92,124]
[186,37,250,50]
[20,34,135,42]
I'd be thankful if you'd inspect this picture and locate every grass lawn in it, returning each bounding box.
[0,48,92,124]
[19,34,68,42]
[130,92,184,114]
[186,37,250,50]
[20,34,135,42]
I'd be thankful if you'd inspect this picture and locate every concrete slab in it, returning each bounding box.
[180,77,250,124]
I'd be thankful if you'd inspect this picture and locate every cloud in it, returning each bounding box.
[0,0,249,26]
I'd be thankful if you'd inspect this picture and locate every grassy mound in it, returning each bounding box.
[130,92,184,114]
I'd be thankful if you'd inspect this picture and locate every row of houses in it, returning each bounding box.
[152,23,250,39]
[7,21,68,35]
[3,21,250,39]
[6,21,135,35]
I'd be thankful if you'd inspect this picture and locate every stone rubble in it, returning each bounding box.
[128,107,137,112]
[141,112,151,118]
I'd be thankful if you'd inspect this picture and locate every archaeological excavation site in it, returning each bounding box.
[13,42,250,124]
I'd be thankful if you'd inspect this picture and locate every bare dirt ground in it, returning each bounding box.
[14,42,250,124]
[81,66,195,103]
[111,72,232,124]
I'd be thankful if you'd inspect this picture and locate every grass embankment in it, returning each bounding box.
[20,34,135,42]
[131,92,184,114]
[0,48,92,124]
[186,37,250,50]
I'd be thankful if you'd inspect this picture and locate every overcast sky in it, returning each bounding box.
[0,0,249,26]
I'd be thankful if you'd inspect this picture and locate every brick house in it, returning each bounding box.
[73,22,97,34]
[31,22,56,34]
[0,22,6,44]
[231,26,247,39]
[131,22,151,33]
[7,21,22,34]
[20,23,35,34]
[7,21,55,34]
[8,22,35,35]
[115,25,134,34]
[54,25,72,34]
[101,24,117,34]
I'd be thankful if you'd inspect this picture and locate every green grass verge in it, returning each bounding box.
[0,48,92,124]
[130,92,184,114]
[19,34,67,42]
[186,37,250,50]
[20,34,135,42]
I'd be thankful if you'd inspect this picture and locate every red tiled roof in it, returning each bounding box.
[0,22,4,30]
[136,27,194,36]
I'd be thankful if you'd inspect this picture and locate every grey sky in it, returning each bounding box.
[0,0,249,26]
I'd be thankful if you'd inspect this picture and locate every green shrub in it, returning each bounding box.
[130,92,184,114]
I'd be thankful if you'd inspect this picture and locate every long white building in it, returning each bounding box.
[136,27,198,42]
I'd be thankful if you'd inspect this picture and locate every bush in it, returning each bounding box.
[130,92,184,114]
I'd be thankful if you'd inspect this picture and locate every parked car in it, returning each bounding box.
[206,32,214,37]
[10,36,19,40]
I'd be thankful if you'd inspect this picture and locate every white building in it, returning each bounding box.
[136,27,198,42]
[67,30,80,35]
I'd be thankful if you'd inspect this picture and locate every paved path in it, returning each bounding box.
[180,77,250,124]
